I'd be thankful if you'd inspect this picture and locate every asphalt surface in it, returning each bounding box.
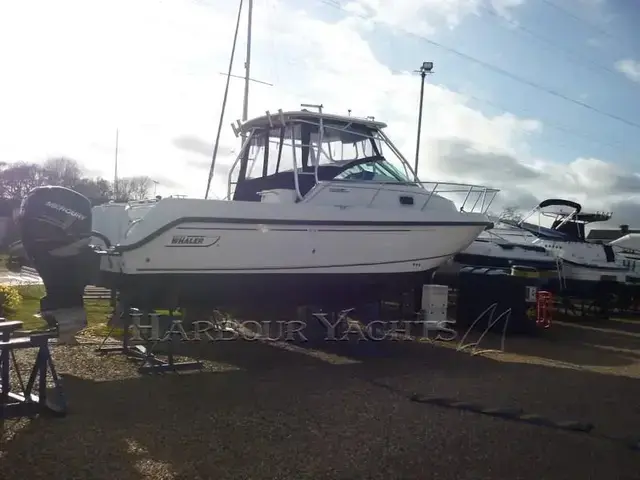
[2,320,640,480]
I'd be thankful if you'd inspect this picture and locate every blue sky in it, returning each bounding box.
[1,0,639,224]
[313,0,640,171]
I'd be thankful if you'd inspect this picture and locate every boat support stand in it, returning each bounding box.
[96,299,202,374]
[0,320,67,419]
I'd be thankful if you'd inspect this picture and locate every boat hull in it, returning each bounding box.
[100,269,435,310]
[98,220,487,309]
[559,261,627,283]
[453,251,558,272]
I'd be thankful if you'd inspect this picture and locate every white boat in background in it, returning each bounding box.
[502,199,632,293]
[611,233,640,254]
[453,229,559,274]
[610,233,640,280]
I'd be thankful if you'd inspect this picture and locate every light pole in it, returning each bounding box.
[152,180,159,196]
[414,61,434,178]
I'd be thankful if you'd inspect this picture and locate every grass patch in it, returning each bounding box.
[7,284,113,332]
[5,284,186,338]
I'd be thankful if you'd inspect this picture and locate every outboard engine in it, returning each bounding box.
[17,186,95,344]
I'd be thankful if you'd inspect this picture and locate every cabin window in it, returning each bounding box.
[243,125,303,180]
[241,120,407,180]
[230,115,419,202]
[333,160,409,183]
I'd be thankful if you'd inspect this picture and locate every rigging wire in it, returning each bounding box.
[319,0,640,133]
[275,49,634,161]
[478,2,628,83]
[205,0,244,199]
[539,0,624,45]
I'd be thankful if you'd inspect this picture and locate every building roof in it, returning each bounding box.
[586,228,640,242]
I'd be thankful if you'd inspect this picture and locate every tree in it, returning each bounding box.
[0,158,155,207]
[73,178,104,202]
[0,198,13,216]
[114,176,153,202]
[41,157,83,188]
[72,177,114,205]
[94,177,113,198]
[0,162,45,200]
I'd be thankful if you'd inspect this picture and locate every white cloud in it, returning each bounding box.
[0,0,638,226]
[343,0,524,34]
[614,59,640,83]
[490,0,526,22]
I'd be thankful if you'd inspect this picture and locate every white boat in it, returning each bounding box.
[91,108,496,310]
[453,229,559,274]
[91,199,159,248]
[504,199,630,293]
[10,0,493,327]
[610,233,640,254]
[609,233,640,281]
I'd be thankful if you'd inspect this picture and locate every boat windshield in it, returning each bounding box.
[240,116,414,184]
[332,159,410,182]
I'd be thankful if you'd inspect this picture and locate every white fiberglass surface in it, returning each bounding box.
[127,204,154,222]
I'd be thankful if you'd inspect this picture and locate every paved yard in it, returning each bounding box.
[2,318,640,479]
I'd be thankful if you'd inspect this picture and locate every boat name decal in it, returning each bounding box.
[168,235,220,247]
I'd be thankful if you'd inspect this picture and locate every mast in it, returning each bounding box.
[205,0,262,199]
[113,128,119,200]
[205,0,244,199]
[242,0,253,124]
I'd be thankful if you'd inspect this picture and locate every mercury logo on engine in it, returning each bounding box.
[45,201,87,220]
[167,235,220,247]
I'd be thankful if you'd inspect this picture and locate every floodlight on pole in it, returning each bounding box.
[414,61,434,178]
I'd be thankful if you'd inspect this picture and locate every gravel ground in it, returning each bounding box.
[1,318,640,480]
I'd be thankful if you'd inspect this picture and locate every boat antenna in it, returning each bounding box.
[205,0,245,200]
[113,128,119,200]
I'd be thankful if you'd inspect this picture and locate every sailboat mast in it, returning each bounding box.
[242,0,253,124]
[204,0,244,199]
[113,128,119,199]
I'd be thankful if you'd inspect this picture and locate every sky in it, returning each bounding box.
[1,0,639,227]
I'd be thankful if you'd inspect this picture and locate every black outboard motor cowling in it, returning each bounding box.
[17,186,95,343]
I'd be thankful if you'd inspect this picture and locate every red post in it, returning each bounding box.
[536,291,552,329]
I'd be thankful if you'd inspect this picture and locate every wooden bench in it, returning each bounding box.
[0,319,67,419]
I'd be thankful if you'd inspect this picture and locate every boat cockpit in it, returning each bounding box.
[514,198,613,243]
[228,109,416,203]
[221,108,498,215]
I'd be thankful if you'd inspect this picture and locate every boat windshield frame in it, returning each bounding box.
[226,110,419,200]
[514,198,612,242]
